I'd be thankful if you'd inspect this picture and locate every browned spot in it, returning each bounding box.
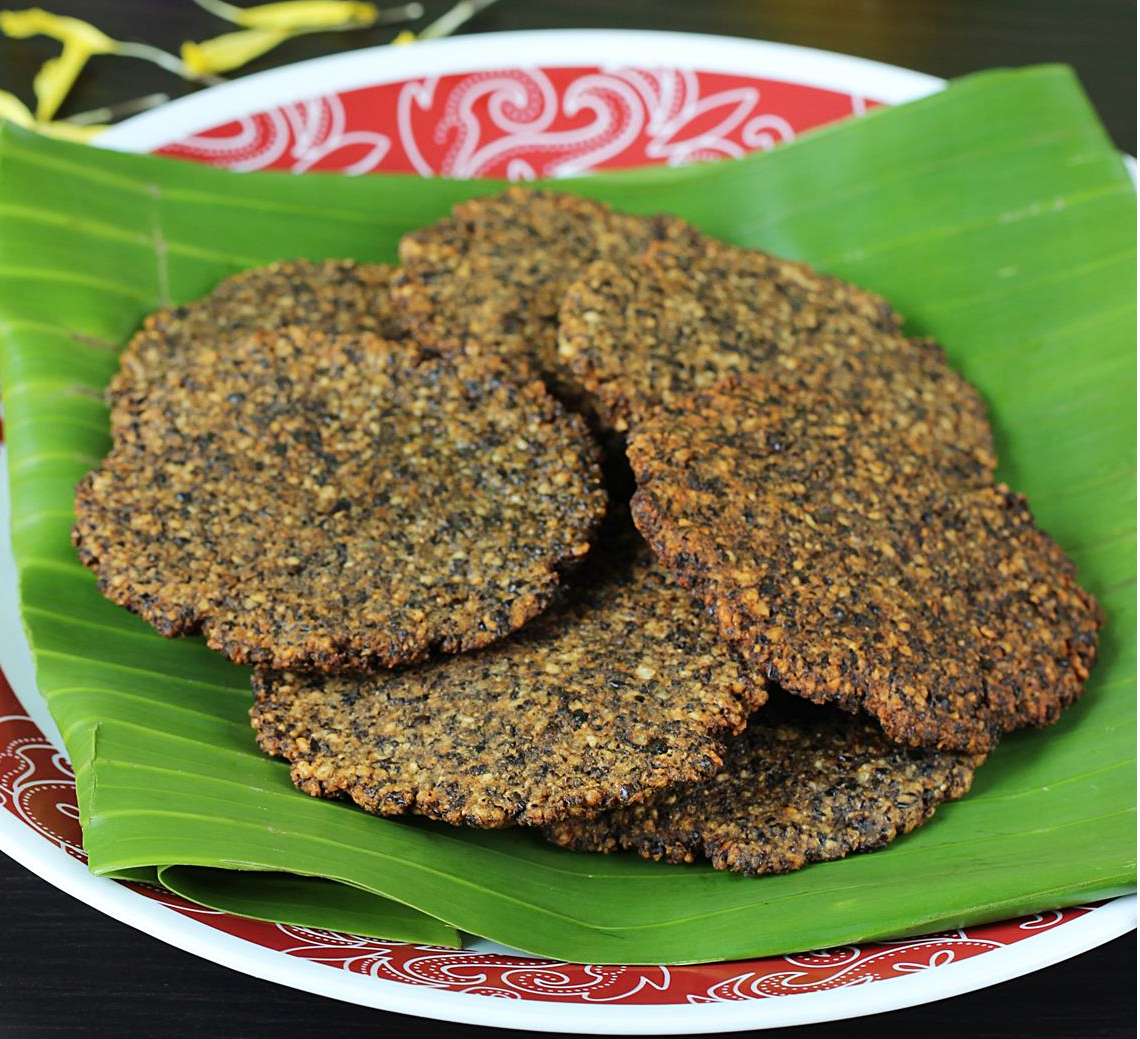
[74,319,606,672]
[627,375,1100,753]
[251,519,765,828]
[558,235,995,479]
[548,692,981,875]
[390,187,699,406]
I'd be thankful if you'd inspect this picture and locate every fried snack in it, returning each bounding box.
[390,187,697,388]
[628,375,1101,753]
[108,259,405,413]
[558,238,995,482]
[250,528,766,828]
[547,693,980,875]
[75,326,607,671]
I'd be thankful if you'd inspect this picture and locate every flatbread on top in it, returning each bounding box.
[627,374,1100,753]
[558,235,995,484]
[76,324,606,671]
[251,520,765,827]
[108,259,405,417]
[390,188,699,395]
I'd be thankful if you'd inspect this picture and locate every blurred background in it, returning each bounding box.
[0,0,1134,151]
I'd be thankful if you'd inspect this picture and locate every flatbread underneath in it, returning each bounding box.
[251,528,765,828]
[546,694,981,875]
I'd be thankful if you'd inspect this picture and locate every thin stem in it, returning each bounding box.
[114,42,192,77]
[191,0,246,23]
[66,92,170,126]
[375,2,424,24]
[417,0,501,40]
[115,42,226,84]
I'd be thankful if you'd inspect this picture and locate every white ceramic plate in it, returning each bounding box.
[1,29,1134,1034]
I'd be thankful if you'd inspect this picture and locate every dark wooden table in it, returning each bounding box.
[1,2,1135,1036]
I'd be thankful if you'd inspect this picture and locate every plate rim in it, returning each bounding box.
[3,30,1135,1031]
[0,797,1134,1034]
[95,28,944,154]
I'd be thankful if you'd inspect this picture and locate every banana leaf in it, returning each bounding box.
[0,64,1134,965]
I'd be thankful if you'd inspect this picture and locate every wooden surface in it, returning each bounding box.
[0,1,1136,1036]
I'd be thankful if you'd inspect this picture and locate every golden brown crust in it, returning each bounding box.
[628,375,1101,753]
[250,524,766,828]
[108,258,406,415]
[557,237,996,481]
[74,325,607,671]
[390,187,698,393]
[547,693,981,875]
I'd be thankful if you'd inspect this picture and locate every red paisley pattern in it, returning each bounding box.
[156,67,876,177]
[0,675,84,862]
[0,66,1109,1008]
[0,669,1102,1004]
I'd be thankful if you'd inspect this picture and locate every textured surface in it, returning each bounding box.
[558,237,996,480]
[251,524,764,827]
[2,62,1133,970]
[75,325,606,671]
[547,693,981,874]
[391,187,696,393]
[107,259,406,413]
[629,376,1102,753]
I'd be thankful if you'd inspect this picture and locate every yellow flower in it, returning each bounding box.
[33,118,106,142]
[0,8,115,119]
[0,8,187,117]
[0,7,115,52]
[181,0,422,76]
[0,88,35,127]
[181,27,290,77]
[0,88,106,141]
[32,43,95,122]
[193,0,379,31]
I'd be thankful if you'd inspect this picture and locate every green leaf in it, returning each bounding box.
[157,867,462,947]
[0,64,1134,965]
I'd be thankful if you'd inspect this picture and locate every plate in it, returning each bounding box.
[2,29,1134,1034]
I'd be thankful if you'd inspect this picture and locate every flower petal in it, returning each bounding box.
[31,41,91,120]
[0,7,116,53]
[0,88,105,141]
[207,0,379,30]
[180,27,290,76]
[0,88,36,127]
[38,119,106,142]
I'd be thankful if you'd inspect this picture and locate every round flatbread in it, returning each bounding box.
[75,325,606,671]
[558,237,995,482]
[547,694,981,875]
[390,188,696,391]
[108,259,405,415]
[251,526,766,827]
[628,375,1101,753]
